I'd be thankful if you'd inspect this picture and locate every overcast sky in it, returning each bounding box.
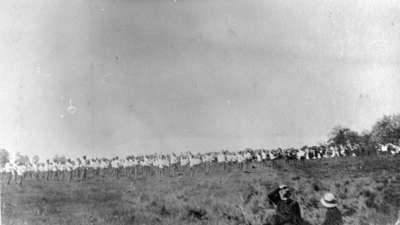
[1,0,400,159]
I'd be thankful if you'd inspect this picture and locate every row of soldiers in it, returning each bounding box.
[1,142,399,186]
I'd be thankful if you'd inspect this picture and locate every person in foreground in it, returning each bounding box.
[320,192,343,225]
[265,184,303,225]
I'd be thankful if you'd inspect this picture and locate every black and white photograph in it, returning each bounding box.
[1,0,400,225]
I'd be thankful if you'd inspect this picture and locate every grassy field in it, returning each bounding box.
[2,155,400,225]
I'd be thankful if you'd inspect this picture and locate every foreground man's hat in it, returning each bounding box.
[279,184,288,190]
[321,192,338,208]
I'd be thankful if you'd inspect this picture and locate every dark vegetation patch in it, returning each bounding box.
[342,204,357,217]
[312,183,320,192]
[187,207,207,221]
[292,176,301,181]
[305,197,319,209]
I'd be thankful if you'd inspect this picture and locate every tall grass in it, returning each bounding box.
[2,156,399,225]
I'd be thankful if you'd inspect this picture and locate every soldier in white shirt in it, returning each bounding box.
[130,158,138,178]
[168,154,178,177]
[5,162,15,185]
[256,151,262,164]
[244,150,252,170]
[217,152,226,171]
[52,160,59,181]
[179,155,189,175]
[121,159,127,176]
[32,162,40,180]
[59,162,66,181]
[125,157,136,177]
[15,163,26,186]
[237,153,245,170]
[111,158,120,178]
[97,159,107,177]
[81,156,90,181]
[261,150,268,167]
[44,160,51,181]
[38,163,46,180]
[75,158,82,178]
[92,159,100,176]
[64,159,74,182]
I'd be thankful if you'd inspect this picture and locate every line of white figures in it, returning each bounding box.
[1,142,399,185]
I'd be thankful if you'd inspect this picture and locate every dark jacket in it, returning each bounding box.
[268,188,302,225]
[322,207,343,225]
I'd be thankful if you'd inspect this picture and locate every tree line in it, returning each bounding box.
[1,113,400,168]
[328,114,400,151]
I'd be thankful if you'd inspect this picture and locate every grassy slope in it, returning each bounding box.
[1,156,400,225]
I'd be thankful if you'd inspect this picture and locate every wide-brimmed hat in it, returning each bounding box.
[321,192,338,208]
